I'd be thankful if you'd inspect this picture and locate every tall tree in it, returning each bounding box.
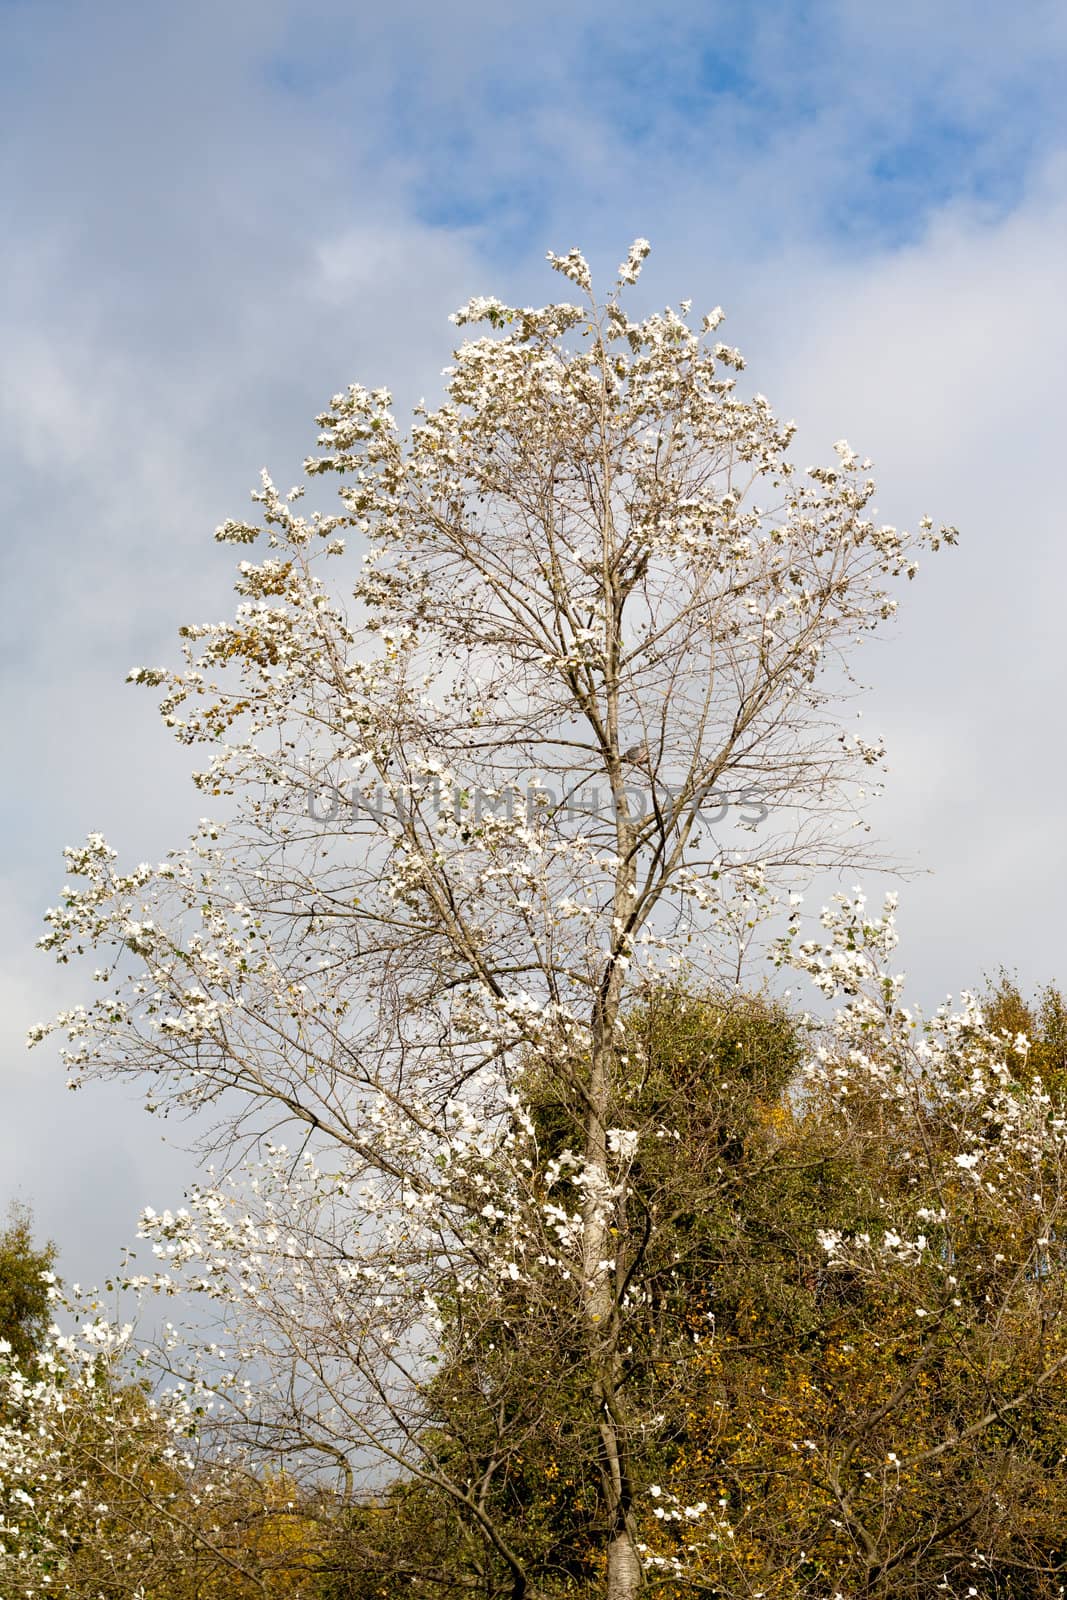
[33,242,957,1600]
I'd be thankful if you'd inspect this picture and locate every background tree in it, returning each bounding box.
[980,971,1067,1101]
[32,241,956,1600]
[0,1301,327,1599]
[318,951,1067,1598]
[0,1204,56,1373]
[320,987,804,1598]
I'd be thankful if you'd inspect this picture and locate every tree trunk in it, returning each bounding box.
[583,809,642,1598]
[607,1527,643,1600]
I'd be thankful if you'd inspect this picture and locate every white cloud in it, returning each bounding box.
[4,0,1066,1284]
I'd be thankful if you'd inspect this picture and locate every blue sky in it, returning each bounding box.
[3,0,1067,1283]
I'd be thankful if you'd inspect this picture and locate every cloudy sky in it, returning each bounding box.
[4,0,1067,1285]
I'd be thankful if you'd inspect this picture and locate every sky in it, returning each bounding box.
[3,0,1067,1286]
